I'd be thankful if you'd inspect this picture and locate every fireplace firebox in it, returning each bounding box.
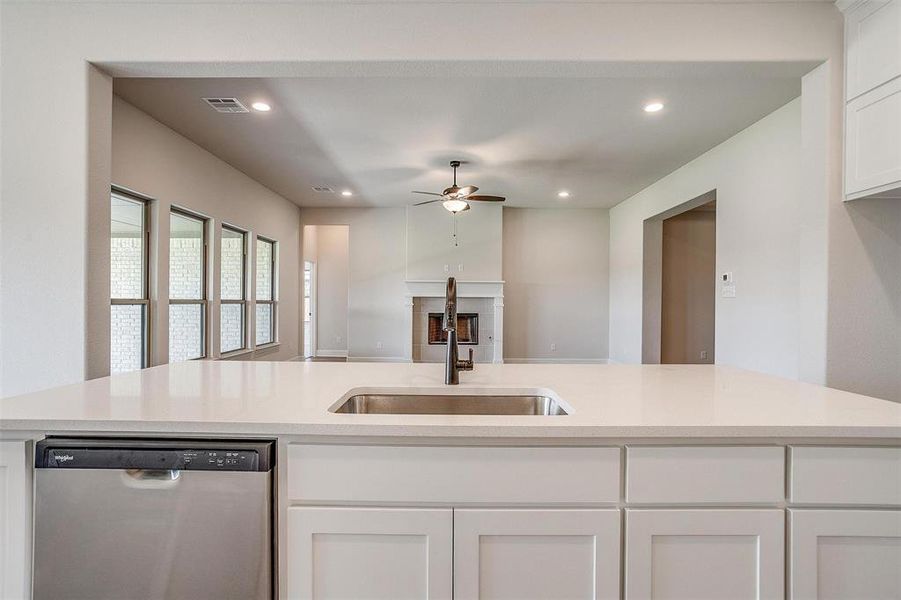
[428,313,479,345]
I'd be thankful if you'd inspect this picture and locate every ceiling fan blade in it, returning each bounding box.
[412,191,443,197]
[466,195,505,202]
[458,185,478,197]
[413,198,443,206]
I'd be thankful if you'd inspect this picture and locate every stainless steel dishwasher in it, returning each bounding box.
[33,437,274,600]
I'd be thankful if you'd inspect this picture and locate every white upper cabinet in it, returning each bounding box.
[845,0,901,100]
[843,0,901,200]
[845,77,901,198]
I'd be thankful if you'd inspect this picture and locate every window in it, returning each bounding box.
[169,209,207,362]
[110,190,149,374]
[255,237,277,345]
[220,225,247,354]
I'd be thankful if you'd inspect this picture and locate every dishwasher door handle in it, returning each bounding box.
[122,468,181,489]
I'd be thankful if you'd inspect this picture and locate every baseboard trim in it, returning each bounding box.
[316,350,348,358]
[504,358,610,364]
[347,356,411,363]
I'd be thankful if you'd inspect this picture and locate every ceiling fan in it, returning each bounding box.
[412,160,506,213]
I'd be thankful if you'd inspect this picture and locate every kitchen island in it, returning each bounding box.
[2,361,900,599]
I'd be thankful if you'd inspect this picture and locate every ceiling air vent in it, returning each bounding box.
[202,97,249,114]
[312,186,335,193]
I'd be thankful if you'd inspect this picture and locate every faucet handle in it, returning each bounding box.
[468,348,474,362]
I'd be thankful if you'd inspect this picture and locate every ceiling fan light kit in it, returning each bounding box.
[411,160,506,213]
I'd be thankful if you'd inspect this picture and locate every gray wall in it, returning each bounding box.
[610,99,804,379]
[503,208,609,362]
[111,96,302,366]
[300,208,408,361]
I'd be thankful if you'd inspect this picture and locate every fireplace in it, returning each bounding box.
[428,313,479,345]
[404,280,504,363]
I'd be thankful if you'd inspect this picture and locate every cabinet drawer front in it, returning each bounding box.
[287,444,620,504]
[789,446,901,506]
[626,446,784,504]
[846,0,901,100]
[845,78,901,198]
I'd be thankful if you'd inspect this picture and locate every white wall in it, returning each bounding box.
[610,99,802,379]
[300,208,408,361]
[0,0,844,396]
[111,96,302,365]
[503,208,609,362]
[310,225,349,357]
[406,203,503,281]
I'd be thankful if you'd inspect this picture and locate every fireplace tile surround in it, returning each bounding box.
[404,280,504,363]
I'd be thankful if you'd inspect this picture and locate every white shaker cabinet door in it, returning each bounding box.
[625,509,784,600]
[845,77,901,199]
[0,441,29,600]
[453,509,620,600]
[286,506,453,600]
[789,509,901,600]
[845,0,901,100]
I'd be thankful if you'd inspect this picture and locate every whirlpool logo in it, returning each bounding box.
[53,454,75,463]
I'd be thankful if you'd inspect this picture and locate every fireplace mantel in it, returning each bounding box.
[404,280,504,299]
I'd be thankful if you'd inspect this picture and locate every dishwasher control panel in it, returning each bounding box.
[35,438,274,472]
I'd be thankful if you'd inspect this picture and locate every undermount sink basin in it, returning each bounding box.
[332,393,569,416]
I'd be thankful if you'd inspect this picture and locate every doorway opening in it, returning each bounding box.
[302,224,350,359]
[642,190,716,364]
[303,261,315,358]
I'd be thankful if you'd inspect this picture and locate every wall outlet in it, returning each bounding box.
[700,350,708,360]
[376,341,383,350]
[550,343,557,352]
[458,263,464,272]
[336,335,342,343]
[444,264,449,273]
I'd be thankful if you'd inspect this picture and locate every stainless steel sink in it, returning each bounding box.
[332,394,568,415]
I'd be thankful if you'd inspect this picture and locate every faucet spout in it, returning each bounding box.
[443,277,473,385]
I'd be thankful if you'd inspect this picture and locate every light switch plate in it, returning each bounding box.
[722,284,736,298]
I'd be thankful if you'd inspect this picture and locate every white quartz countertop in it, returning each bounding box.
[1,362,900,439]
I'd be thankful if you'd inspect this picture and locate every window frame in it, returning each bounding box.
[168,206,209,361]
[110,187,151,372]
[255,235,278,346]
[219,223,248,355]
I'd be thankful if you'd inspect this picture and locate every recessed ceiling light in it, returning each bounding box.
[644,102,664,113]
[251,102,271,112]
[557,191,570,198]
[341,190,353,197]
